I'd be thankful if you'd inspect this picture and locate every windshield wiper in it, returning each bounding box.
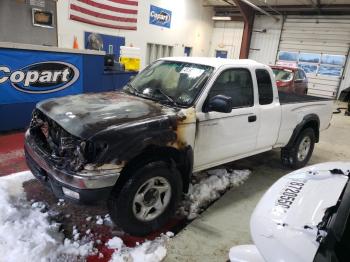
[125,82,140,96]
[154,88,179,107]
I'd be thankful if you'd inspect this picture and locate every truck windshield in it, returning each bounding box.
[124,60,214,107]
[273,69,294,82]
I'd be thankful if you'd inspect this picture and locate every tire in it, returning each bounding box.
[107,161,182,236]
[281,128,316,169]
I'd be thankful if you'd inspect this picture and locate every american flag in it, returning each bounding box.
[69,0,138,30]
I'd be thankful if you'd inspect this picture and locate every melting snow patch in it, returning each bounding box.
[0,171,95,261]
[180,169,251,219]
[95,215,104,225]
[108,234,171,262]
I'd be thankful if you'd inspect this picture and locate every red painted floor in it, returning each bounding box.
[0,132,27,176]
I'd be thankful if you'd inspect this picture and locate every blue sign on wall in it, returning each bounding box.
[149,5,172,28]
[216,50,228,59]
[0,48,83,104]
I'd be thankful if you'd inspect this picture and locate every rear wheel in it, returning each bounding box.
[107,161,182,236]
[281,128,316,169]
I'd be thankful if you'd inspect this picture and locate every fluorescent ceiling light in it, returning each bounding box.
[212,16,232,21]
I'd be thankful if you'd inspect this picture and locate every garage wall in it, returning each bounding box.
[249,15,350,99]
[56,0,214,69]
[249,15,283,65]
[209,21,244,59]
[0,0,57,46]
[278,16,350,98]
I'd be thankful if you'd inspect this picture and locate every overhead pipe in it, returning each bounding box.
[253,0,283,16]
[238,0,280,21]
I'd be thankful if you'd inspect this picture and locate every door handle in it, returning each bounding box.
[248,115,257,122]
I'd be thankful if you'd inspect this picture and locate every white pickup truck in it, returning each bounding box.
[25,57,333,236]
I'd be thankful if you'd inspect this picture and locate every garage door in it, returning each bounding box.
[277,15,350,98]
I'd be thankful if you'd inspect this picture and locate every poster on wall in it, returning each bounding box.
[0,49,83,105]
[215,50,228,58]
[149,5,172,28]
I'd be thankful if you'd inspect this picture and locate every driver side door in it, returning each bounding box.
[194,68,259,170]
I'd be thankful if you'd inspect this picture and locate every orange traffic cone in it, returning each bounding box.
[73,36,79,49]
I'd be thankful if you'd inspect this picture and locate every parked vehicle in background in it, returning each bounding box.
[271,65,308,95]
[229,162,350,262]
[25,57,333,236]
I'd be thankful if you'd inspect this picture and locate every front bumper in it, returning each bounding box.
[24,131,119,204]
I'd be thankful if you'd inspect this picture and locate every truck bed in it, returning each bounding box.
[279,91,333,105]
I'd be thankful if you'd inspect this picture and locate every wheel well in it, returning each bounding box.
[286,115,320,148]
[302,120,319,142]
[114,146,193,195]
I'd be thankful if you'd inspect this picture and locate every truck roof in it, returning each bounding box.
[160,56,264,69]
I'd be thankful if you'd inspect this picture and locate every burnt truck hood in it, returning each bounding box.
[36,92,177,139]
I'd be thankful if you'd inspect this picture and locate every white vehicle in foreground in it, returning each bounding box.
[230,162,350,262]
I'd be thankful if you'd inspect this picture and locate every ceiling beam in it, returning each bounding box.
[221,0,235,6]
[237,0,280,21]
[214,4,350,15]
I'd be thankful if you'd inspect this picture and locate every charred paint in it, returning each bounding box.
[37,92,175,139]
[27,91,197,175]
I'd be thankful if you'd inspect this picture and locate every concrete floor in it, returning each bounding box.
[166,107,350,262]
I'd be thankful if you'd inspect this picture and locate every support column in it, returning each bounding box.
[233,0,255,59]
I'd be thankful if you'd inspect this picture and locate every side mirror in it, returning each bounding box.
[206,95,232,113]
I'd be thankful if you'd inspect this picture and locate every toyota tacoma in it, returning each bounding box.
[25,57,333,236]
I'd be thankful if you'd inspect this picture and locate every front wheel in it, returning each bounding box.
[107,161,182,236]
[281,128,316,169]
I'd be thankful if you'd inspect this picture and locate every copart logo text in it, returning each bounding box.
[0,61,79,94]
[150,11,171,24]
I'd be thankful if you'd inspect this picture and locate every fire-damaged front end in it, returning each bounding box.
[24,92,193,203]
[24,108,122,203]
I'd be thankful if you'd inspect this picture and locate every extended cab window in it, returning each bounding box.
[256,69,273,105]
[208,68,254,108]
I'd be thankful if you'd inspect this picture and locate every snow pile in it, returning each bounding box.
[92,214,113,226]
[0,171,94,262]
[108,234,171,262]
[180,169,251,219]
[0,167,250,261]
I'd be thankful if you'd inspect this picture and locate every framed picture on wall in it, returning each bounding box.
[32,8,54,28]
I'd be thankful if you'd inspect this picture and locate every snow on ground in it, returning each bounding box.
[0,168,250,261]
[108,235,170,262]
[0,171,94,262]
[180,169,251,219]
